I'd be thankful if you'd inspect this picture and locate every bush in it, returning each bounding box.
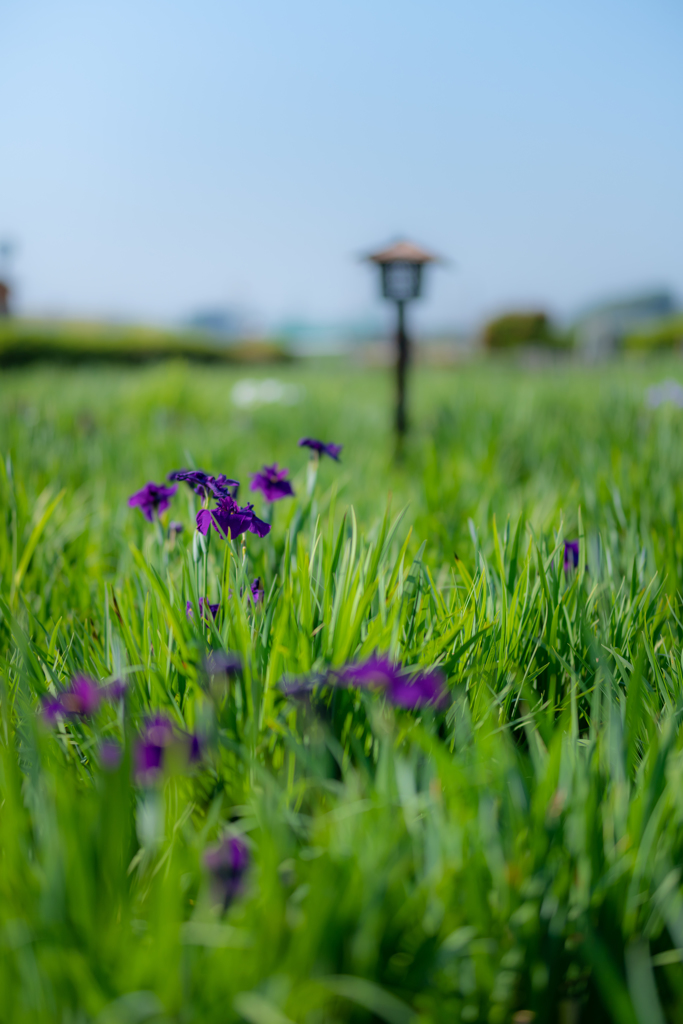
[0,319,292,366]
[623,315,683,353]
[482,310,560,350]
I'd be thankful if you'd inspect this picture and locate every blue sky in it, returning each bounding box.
[2,0,682,331]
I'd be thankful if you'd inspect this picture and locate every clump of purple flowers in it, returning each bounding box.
[204,835,250,909]
[250,464,294,502]
[197,496,270,540]
[128,482,177,522]
[135,715,201,782]
[168,469,239,501]
[43,675,126,723]
[336,654,448,709]
[299,438,342,461]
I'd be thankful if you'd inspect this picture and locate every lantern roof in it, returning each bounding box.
[366,239,439,265]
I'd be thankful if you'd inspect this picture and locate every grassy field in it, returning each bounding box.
[2,358,683,1022]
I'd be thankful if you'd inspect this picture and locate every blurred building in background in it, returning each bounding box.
[276,317,383,356]
[573,290,678,358]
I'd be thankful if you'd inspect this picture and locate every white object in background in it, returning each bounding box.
[646,380,683,409]
[231,378,302,408]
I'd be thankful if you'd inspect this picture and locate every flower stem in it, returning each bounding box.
[306,454,319,498]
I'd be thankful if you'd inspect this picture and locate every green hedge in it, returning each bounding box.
[624,315,683,353]
[481,311,565,350]
[0,319,292,366]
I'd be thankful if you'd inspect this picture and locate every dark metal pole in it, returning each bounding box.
[395,299,409,437]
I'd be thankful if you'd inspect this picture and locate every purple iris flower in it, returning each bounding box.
[43,697,65,722]
[336,656,448,709]
[204,835,250,908]
[205,650,242,676]
[186,597,220,620]
[386,668,448,710]
[225,577,264,606]
[168,469,211,495]
[196,496,270,540]
[135,715,200,781]
[105,679,128,701]
[168,469,239,500]
[298,438,343,461]
[72,677,104,713]
[169,521,184,536]
[279,671,329,696]
[128,482,178,522]
[42,675,126,722]
[100,741,123,771]
[250,463,294,502]
[135,715,175,778]
[189,732,202,763]
[564,540,580,572]
[335,654,399,689]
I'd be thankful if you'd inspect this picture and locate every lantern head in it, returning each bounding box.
[366,239,439,305]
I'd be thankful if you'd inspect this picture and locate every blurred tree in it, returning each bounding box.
[482,310,556,350]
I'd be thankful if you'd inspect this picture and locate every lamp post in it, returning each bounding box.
[366,240,439,440]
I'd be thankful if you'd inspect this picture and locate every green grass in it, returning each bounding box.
[2,358,683,1022]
